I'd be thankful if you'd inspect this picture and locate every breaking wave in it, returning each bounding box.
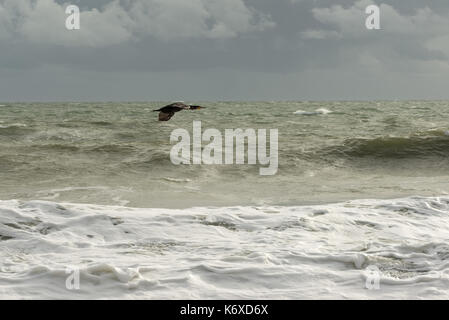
[294,108,332,115]
[324,131,449,159]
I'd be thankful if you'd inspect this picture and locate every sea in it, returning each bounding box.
[1,101,448,299]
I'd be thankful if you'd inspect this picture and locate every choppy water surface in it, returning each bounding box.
[1,101,449,207]
[1,101,449,299]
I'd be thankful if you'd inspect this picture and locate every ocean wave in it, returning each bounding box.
[294,108,332,115]
[162,177,192,183]
[29,144,81,152]
[324,132,449,159]
[86,144,138,153]
[1,196,448,299]
[88,121,114,127]
[0,123,27,129]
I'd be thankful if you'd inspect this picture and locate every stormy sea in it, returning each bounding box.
[1,101,448,299]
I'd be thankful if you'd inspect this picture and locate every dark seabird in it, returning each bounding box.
[153,102,204,121]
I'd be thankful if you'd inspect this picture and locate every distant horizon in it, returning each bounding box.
[2,98,449,104]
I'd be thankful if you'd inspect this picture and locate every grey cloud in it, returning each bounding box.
[0,0,275,47]
[1,0,449,101]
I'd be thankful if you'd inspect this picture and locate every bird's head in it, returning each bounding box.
[189,105,204,110]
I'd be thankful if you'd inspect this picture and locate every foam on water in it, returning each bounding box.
[1,196,448,299]
[294,108,332,115]
[0,123,27,129]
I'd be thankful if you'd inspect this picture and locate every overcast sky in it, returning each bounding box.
[1,0,449,101]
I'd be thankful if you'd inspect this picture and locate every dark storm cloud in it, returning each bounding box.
[0,0,448,101]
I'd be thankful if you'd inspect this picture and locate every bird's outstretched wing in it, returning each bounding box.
[159,111,175,121]
[167,102,190,110]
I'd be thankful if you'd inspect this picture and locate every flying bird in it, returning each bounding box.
[153,102,204,121]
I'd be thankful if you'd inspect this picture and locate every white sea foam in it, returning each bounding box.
[163,177,192,183]
[294,108,332,115]
[1,196,448,299]
[0,123,27,129]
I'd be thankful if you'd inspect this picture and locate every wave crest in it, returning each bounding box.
[326,133,449,158]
